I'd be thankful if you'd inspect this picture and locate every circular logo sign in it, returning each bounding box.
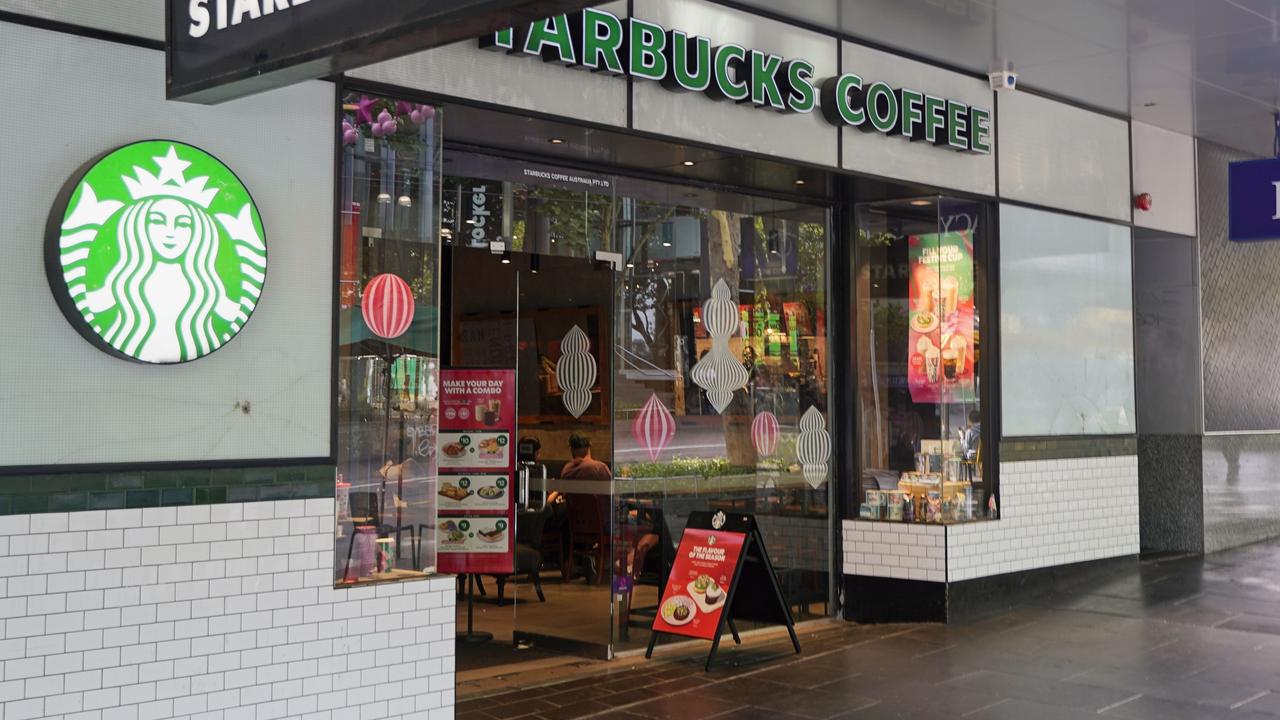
[46,141,267,364]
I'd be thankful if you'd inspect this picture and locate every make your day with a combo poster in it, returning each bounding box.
[648,510,800,670]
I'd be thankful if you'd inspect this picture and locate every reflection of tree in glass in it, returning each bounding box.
[623,202,679,354]
[511,185,618,256]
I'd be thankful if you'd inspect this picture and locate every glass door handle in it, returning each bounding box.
[518,466,530,509]
[538,464,548,510]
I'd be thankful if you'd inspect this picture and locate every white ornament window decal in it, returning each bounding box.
[796,406,832,488]
[556,325,596,418]
[690,278,749,414]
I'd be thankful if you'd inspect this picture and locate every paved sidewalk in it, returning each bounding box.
[459,539,1280,720]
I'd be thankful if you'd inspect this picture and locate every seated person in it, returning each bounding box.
[560,433,612,481]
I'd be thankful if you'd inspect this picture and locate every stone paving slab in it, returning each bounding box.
[458,539,1280,720]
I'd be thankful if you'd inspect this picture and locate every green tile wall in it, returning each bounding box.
[1000,436,1137,462]
[0,465,334,515]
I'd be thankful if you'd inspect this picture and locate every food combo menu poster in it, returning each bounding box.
[653,528,746,640]
[907,231,977,404]
[437,369,515,574]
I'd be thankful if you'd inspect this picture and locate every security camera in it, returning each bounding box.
[989,60,1017,92]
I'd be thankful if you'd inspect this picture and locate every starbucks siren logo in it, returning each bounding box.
[46,141,266,363]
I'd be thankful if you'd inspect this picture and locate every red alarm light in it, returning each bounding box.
[1134,192,1153,212]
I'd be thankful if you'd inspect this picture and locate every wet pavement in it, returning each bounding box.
[458,538,1280,720]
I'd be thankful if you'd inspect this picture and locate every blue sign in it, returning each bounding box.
[1229,157,1280,241]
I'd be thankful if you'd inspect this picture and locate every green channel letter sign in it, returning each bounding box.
[45,141,268,364]
[483,9,991,154]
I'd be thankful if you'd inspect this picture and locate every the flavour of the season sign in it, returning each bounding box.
[45,141,267,364]
[653,527,745,641]
[483,10,991,154]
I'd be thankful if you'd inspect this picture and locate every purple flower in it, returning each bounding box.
[354,96,377,125]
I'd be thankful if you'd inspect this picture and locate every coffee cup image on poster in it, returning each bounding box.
[907,232,976,404]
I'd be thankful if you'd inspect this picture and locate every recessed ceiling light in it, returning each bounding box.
[794,179,806,186]
[910,199,931,206]
[682,160,695,167]
[549,138,566,145]
[662,241,672,247]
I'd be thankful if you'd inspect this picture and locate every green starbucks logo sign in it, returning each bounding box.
[46,141,267,364]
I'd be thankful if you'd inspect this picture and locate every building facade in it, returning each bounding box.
[0,0,1245,718]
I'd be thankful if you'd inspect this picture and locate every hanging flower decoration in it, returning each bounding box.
[751,411,780,458]
[632,393,676,461]
[410,105,435,124]
[370,109,397,138]
[691,279,750,414]
[361,273,415,340]
[354,95,378,125]
[796,406,832,488]
[556,325,596,418]
[343,96,435,147]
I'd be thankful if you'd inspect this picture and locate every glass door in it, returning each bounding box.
[510,252,616,658]
[449,246,616,663]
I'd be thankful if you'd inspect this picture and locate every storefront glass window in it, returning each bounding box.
[334,93,443,584]
[434,150,832,652]
[613,186,833,649]
[999,205,1134,436]
[855,198,993,524]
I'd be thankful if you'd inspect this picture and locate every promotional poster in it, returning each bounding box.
[437,369,516,574]
[907,232,976,404]
[652,527,746,640]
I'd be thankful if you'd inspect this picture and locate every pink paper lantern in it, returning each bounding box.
[752,411,780,457]
[632,393,676,461]
[362,273,415,339]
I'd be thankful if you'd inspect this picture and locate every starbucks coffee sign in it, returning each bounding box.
[484,10,991,154]
[46,141,267,364]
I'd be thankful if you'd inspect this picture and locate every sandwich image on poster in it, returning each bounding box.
[437,517,509,553]
[438,474,508,511]
[437,431,510,468]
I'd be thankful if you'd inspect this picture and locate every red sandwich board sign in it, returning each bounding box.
[648,511,800,670]
[436,368,515,575]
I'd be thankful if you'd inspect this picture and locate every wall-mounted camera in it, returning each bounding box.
[989,59,1018,92]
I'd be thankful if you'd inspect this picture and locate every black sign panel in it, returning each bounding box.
[167,0,595,104]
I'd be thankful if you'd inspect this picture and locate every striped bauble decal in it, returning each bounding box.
[556,325,597,418]
[361,273,415,339]
[691,278,750,414]
[632,393,676,461]
[752,411,780,458]
[796,406,831,488]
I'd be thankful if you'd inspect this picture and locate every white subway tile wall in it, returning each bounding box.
[842,523,947,583]
[0,500,455,720]
[948,456,1140,581]
[843,456,1139,584]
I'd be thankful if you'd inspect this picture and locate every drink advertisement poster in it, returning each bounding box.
[437,369,515,574]
[652,528,746,640]
[907,232,976,403]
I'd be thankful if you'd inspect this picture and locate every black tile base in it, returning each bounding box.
[844,574,947,623]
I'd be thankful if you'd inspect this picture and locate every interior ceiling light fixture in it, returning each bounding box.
[549,138,566,145]
[910,199,932,206]
[500,251,511,264]
[682,160,695,166]
[794,179,806,186]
